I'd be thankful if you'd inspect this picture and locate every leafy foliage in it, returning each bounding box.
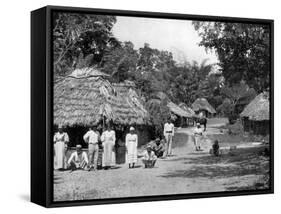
[193,21,270,93]
[101,41,138,82]
[217,82,256,121]
[53,12,118,78]
[145,98,170,137]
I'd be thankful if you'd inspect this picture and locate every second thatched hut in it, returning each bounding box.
[192,98,216,118]
[240,92,270,135]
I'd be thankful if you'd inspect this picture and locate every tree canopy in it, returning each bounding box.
[193,21,270,93]
[53,12,119,78]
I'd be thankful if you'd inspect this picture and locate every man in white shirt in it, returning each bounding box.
[83,125,100,171]
[163,118,175,156]
[67,145,89,171]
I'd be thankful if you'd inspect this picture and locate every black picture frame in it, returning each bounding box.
[31,5,274,208]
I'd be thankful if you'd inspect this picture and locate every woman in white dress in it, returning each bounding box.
[194,123,203,151]
[101,124,116,169]
[53,125,69,170]
[125,127,138,168]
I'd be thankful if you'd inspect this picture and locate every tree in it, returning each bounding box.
[167,60,218,106]
[101,41,138,82]
[193,21,270,92]
[53,12,118,77]
[218,81,256,122]
[145,98,170,137]
[221,82,256,108]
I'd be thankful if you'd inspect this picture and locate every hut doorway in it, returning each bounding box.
[115,126,127,164]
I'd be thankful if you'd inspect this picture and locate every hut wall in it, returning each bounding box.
[251,120,270,136]
[242,117,251,132]
[174,116,183,127]
[242,119,269,136]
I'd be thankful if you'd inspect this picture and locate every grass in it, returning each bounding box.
[208,120,269,147]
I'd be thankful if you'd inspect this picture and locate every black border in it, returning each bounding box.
[33,5,274,208]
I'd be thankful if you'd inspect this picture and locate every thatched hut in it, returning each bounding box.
[192,98,216,117]
[146,92,194,128]
[179,103,196,126]
[240,92,270,135]
[54,67,151,161]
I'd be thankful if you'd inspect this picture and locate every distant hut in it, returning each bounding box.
[192,98,216,118]
[167,102,194,127]
[54,67,151,154]
[240,92,269,135]
[146,92,193,127]
[179,103,196,126]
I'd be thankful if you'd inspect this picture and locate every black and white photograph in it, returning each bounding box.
[52,10,272,202]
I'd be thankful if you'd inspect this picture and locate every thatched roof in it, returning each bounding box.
[240,92,269,121]
[149,92,193,118]
[54,69,150,126]
[178,103,195,117]
[69,67,110,78]
[192,98,216,114]
[168,102,193,118]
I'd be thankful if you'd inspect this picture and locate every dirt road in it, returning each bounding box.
[54,119,269,201]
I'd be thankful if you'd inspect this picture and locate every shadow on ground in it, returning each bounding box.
[173,132,190,148]
[160,147,269,179]
[54,174,64,184]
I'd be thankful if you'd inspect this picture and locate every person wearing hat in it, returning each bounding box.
[125,126,138,168]
[142,145,157,168]
[101,123,116,169]
[194,123,203,151]
[163,118,175,156]
[150,137,165,158]
[53,125,69,170]
[83,125,100,171]
[67,145,89,171]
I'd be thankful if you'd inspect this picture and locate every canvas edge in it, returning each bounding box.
[30,5,274,208]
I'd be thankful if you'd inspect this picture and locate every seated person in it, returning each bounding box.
[142,145,157,168]
[67,145,89,171]
[150,138,165,158]
[212,140,220,156]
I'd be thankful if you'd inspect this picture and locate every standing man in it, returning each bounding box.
[83,125,100,171]
[164,118,174,156]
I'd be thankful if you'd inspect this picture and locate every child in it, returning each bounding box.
[212,140,220,156]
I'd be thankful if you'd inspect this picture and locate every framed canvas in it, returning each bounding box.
[31,5,274,207]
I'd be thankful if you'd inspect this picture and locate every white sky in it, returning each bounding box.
[113,16,218,65]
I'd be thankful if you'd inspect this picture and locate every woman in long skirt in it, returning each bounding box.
[101,124,116,169]
[194,123,203,151]
[125,127,138,168]
[53,125,69,170]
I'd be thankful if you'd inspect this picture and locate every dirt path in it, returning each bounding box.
[54,119,269,201]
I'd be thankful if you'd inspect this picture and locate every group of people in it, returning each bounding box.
[53,118,220,172]
[53,119,176,171]
[53,124,116,171]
